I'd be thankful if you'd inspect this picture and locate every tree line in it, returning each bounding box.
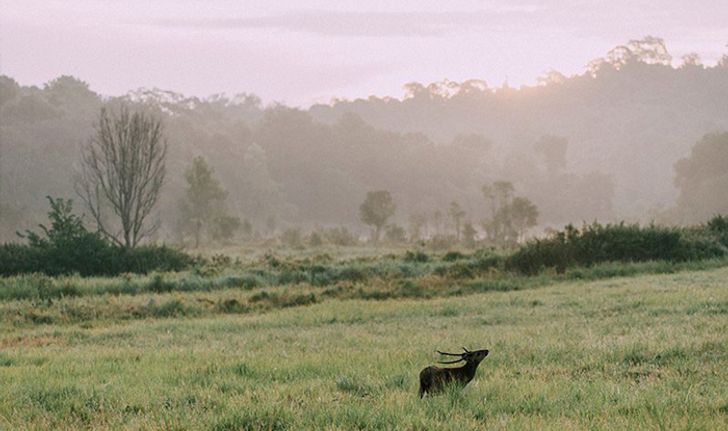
[1,36,727,243]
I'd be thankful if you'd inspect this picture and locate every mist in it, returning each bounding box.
[2,2,728,248]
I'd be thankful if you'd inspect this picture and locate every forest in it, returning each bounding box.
[1,37,728,246]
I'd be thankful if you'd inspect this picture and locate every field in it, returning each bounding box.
[1,257,727,430]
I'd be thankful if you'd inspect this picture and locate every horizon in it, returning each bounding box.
[2,0,727,107]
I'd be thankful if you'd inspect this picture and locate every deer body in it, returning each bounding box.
[418,348,489,397]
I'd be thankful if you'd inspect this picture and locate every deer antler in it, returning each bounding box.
[437,350,464,357]
[438,357,465,364]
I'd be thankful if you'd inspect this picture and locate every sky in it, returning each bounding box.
[1,0,727,107]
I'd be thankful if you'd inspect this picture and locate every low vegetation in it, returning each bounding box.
[1,267,726,429]
[0,197,192,277]
[507,217,728,274]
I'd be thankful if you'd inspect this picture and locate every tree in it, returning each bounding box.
[240,219,254,241]
[481,181,538,247]
[482,181,514,244]
[534,135,568,176]
[680,53,702,68]
[178,156,233,247]
[493,181,515,209]
[462,222,477,248]
[433,210,443,235]
[239,143,287,223]
[673,132,728,222]
[385,224,407,243]
[210,215,242,244]
[76,105,167,248]
[408,213,427,242]
[448,201,466,241]
[359,190,396,243]
[510,197,539,241]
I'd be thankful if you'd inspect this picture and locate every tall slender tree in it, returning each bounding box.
[178,156,235,247]
[448,201,466,241]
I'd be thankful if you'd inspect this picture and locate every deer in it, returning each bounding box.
[418,347,489,397]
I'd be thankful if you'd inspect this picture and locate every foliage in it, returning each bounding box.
[507,221,726,275]
[210,215,242,244]
[359,190,396,243]
[407,213,427,242]
[1,197,192,276]
[482,181,539,247]
[673,132,728,223]
[4,38,728,242]
[448,201,465,241]
[461,222,477,248]
[307,231,323,247]
[428,234,457,251]
[280,228,303,248]
[321,227,358,246]
[384,224,407,243]
[178,156,238,247]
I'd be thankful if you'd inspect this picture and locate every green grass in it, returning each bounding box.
[1,266,727,429]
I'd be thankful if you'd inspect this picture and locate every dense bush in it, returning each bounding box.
[0,197,193,276]
[507,222,726,275]
[0,238,193,277]
[706,215,728,247]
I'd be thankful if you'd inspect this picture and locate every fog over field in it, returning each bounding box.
[1,1,728,245]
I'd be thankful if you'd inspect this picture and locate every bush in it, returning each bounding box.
[707,215,728,247]
[384,224,407,243]
[404,250,429,263]
[443,251,466,261]
[280,228,303,248]
[0,197,193,276]
[507,222,726,275]
[428,235,457,250]
[323,227,358,246]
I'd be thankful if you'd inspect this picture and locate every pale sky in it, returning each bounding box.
[1,0,727,107]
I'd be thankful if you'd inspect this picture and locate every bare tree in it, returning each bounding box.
[76,105,167,248]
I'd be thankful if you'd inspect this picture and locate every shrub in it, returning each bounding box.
[0,197,193,276]
[111,246,194,274]
[280,228,303,248]
[384,224,407,243]
[507,222,726,275]
[308,231,323,247]
[707,215,728,247]
[428,234,457,250]
[323,227,358,246]
[443,251,466,261]
[404,250,429,263]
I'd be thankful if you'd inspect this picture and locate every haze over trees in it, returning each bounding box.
[177,156,239,247]
[359,190,396,243]
[672,132,728,223]
[481,181,539,247]
[1,37,727,244]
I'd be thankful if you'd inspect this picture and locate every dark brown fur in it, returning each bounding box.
[418,348,489,397]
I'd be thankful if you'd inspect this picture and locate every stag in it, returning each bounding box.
[418,347,489,397]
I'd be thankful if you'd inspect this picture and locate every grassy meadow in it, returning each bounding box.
[1,253,727,430]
